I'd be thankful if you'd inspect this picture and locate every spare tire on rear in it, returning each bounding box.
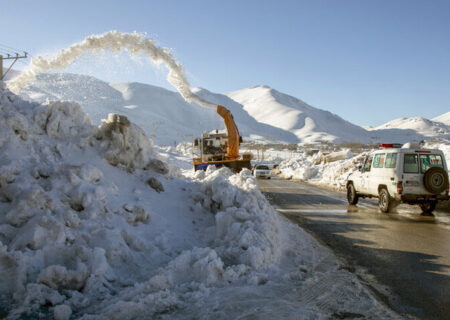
[423,167,448,194]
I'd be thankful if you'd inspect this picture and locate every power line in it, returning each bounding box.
[0,49,13,56]
[0,42,24,53]
[0,45,14,51]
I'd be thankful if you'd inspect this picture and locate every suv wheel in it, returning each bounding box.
[423,167,448,194]
[347,183,359,205]
[419,201,436,215]
[378,188,393,213]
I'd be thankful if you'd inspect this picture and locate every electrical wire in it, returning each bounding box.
[0,42,24,53]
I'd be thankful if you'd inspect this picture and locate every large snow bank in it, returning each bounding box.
[0,87,171,318]
[0,87,399,319]
[277,149,365,190]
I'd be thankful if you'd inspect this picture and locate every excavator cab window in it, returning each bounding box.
[203,138,223,155]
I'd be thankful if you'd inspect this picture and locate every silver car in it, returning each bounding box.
[253,164,271,179]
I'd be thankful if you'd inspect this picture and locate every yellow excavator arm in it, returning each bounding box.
[193,105,250,172]
[216,105,239,160]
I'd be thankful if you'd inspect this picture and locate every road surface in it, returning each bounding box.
[258,177,450,320]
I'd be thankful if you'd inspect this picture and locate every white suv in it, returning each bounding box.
[346,144,449,214]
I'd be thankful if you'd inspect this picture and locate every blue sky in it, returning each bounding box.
[1,0,449,126]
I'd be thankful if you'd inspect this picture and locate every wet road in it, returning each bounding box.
[258,177,450,320]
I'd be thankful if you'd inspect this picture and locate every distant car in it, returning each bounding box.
[346,144,449,214]
[253,164,271,179]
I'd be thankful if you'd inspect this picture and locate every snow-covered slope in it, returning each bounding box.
[227,86,371,144]
[372,116,450,139]
[433,111,450,126]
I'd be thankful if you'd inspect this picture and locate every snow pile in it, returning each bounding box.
[277,151,366,190]
[0,86,258,318]
[190,168,284,269]
[0,87,169,318]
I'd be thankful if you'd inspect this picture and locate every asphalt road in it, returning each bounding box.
[258,177,450,320]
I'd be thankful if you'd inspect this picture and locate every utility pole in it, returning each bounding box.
[0,52,28,81]
[184,134,193,148]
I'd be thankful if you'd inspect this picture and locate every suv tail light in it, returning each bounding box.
[397,181,403,195]
[415,150,431,153]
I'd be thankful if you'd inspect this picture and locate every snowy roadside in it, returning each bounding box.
[0,87,401,319]
[274,144,450,216]
[276,144,450,192]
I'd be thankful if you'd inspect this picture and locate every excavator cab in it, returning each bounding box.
[201,133,227,159]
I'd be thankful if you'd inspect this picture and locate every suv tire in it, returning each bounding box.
[347,183,359,205]
[419,201,436,215]
[378,188,393,213]
[423,167,448,194]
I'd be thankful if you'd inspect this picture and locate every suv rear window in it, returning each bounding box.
[420,154,444,173]
[256,165,269,170]
[385,153,397,168]
[404,154,419,173]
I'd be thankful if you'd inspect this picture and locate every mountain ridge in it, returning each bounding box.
[16,72,449,145]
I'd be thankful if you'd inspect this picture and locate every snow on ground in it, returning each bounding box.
[0,86,400,319]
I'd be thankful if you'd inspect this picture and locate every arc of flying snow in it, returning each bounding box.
[7,31,216,109]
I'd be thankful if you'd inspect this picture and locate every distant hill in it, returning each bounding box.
[17,73,450,145]
[371,116,450,140]
[226,86,371,144]
[433,112,450,126]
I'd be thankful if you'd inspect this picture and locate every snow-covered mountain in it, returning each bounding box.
[433,111,450,126]
[16,73,450,145]
[371,116,450,139]
[227,86,370,143]
[19,73,297,145]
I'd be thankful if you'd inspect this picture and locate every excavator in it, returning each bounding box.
[193,105,252,172]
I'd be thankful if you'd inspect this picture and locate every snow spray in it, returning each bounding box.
[7,31,216,109]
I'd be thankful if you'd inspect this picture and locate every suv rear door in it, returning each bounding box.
[401,153,423,194]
